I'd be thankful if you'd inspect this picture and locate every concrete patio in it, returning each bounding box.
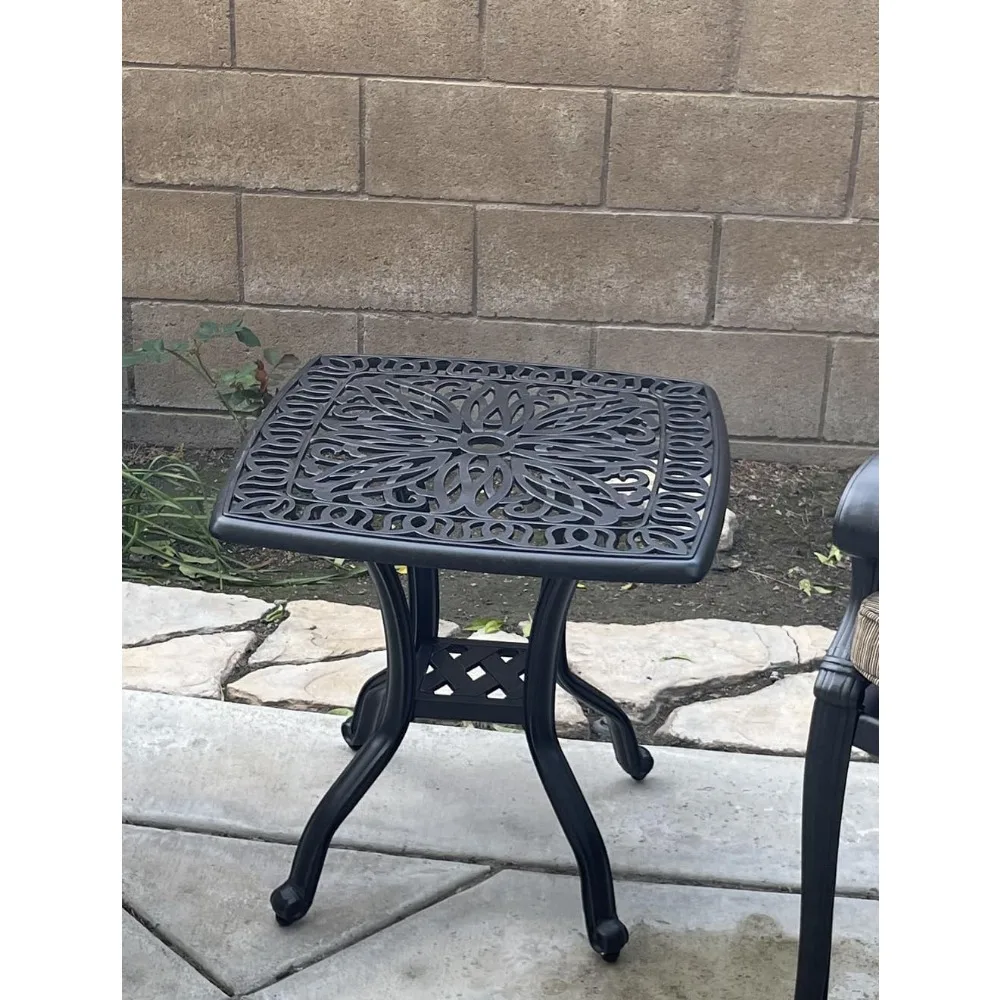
[122,585,878,998]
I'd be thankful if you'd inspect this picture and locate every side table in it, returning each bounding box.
[211,355,730,961]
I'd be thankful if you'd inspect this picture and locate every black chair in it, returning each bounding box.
[795,454,879,1000]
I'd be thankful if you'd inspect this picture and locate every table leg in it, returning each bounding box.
[524,577,629,963]
[341,566,438,750]
[270,562,416,926]
[340,670,387,751]
[407,566,440,645]
[556,640,653,780]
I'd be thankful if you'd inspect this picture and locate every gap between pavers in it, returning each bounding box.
[230,629,589,737]
[123,631,257,700]
[123,825,487,996]
[658,672,873,761]
[122,582,275,646]
[123,691,878,896]
[123,583,847,757]
[232,615,834,735]
[247,599,459,667]
[564,619,832,724]
[225,616,835,746]
[249,870,878,1000]
[122,911,225,1000]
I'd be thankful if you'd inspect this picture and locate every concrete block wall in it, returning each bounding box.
[123,0,878,465]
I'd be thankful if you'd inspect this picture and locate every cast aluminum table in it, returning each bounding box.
[211,355,730,962]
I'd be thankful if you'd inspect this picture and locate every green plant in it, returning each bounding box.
[465,617,504,634]
[814,544,848,569]
[122,454,361,588]
[122,320,365,589]
[123,454,255,585]
[122,318,298,433]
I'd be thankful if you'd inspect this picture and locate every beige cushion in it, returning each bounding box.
[851,592,879,685]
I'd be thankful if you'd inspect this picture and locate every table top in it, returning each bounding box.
[211,355,730,583]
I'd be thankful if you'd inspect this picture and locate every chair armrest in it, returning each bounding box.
[832,454,878,561]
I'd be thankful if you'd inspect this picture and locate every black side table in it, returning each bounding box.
[211,355,729,961]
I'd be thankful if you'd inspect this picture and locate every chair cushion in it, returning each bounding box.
[851,592,879,685]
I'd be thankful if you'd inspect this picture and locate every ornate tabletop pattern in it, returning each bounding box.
[215,356,728,574]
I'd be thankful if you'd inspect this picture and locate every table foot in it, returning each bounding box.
[592,917,630,962]
[271,882,309,926]
[526,578,629,960]
[279,719,414,922]
[556,655,653,781]
[275,563,415,924]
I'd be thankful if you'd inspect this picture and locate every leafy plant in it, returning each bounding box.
[465,617,504,634]
[798,578,832,598]
[122,321,365,590]
[814,544,848,569]
[123,454,360,588]
[123,454,253,586]
[262,604,287,625]
[122,319,298,433]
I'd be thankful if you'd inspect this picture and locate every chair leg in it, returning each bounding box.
[794,697,859,1000]
[556,640,653,780]
[271,563,416,926]
[524,578,629,963]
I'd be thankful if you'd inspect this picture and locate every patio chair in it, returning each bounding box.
[795,454,879,1000]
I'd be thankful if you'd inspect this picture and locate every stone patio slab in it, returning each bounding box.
[123,825,486,995]
[124,692,878,894]
[661,672,817,754]
[228,650,390,712]
[251,870,878,1000]
[122,582,272,646]
[122,911,225,1000]
[785,624,837,665]
[564,619,832,722]
[230,631,587,735]
[123,631,256,699]
[250,599,460,667]
[658,672,873,760]
[249,600,387,666]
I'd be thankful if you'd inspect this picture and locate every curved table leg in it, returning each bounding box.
[524,577,629,962]
[271,562,417,926]
[407,566,440,645]
[340,670,387,750]
[556,639,653,781]
[341,566,438,750]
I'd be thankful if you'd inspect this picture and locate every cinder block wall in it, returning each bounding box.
[122,0,878,465]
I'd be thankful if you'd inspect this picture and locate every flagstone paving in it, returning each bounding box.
[253,872,877,1000]
[121,584,840,747]
[122,583,878,998]
[124,826,486,996]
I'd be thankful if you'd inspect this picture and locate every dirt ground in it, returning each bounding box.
[124,445,854,629]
